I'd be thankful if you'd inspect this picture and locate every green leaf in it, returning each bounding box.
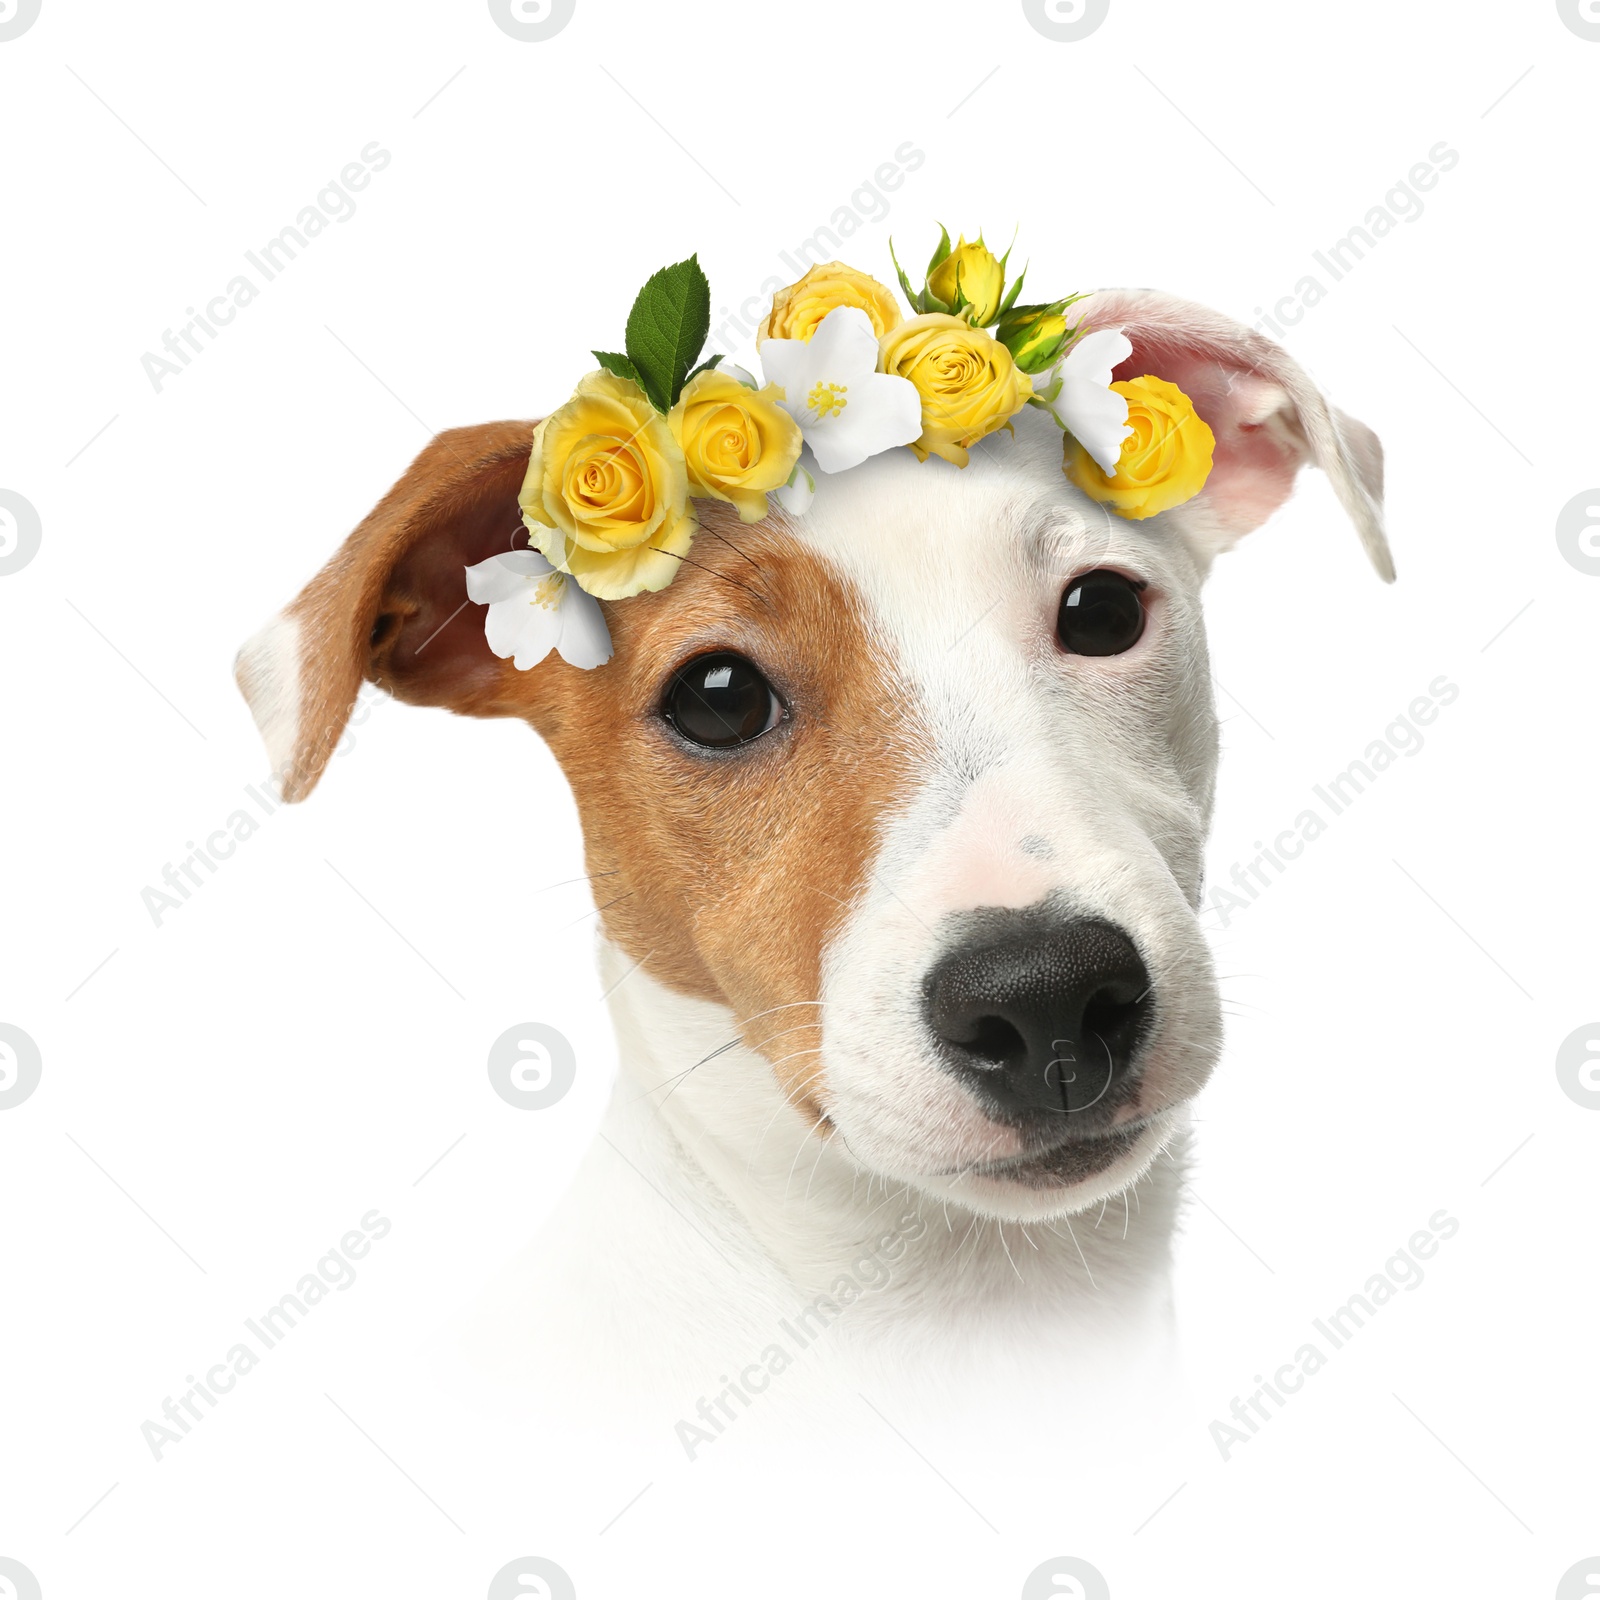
[949,263,971,318]
[684,353,725,386]
[994,300,1051,339]
[1029,371,1064,407]
[887,236,921,310]
[997,266,1028,320]
[924,222,952,279]
[592,349,641,386]
[623,255,712,411]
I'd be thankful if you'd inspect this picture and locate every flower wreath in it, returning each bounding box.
[467,229,1217,670]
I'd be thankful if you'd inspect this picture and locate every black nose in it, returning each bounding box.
[925,916,1152,1119]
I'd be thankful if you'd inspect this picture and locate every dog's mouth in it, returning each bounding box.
[928,1118,1157,1190]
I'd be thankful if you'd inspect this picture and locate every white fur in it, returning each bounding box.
[794,420,1222,1223]
[455,944,1188,1452]
[234,611,303,778]
[454,409,1247,1441]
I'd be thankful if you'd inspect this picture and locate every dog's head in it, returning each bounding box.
[239,289,1389,1223]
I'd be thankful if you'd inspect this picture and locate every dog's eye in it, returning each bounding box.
[1057,570,1146,656]
[663,653,784,749]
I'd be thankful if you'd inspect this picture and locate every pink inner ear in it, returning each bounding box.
[1078,288,1391,579]
[1111,345,1303,536]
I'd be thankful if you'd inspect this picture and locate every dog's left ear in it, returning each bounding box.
[235,419,550,802]
[1079,289,1393,581]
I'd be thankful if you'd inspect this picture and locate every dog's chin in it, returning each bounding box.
[905,1112,1177,1223]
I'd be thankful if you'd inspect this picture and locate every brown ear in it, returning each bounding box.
[235,420,540,802]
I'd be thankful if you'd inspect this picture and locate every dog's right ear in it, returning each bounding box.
[235,420,546,802]
[1077,289,1393,581]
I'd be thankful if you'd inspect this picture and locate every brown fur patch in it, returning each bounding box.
[532,519,927,1119]
[240,422,927,1121]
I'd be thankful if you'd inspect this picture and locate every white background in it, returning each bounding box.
[2,0,1597,1596]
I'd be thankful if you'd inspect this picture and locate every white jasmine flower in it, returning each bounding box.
[759,307,922,474]
[1053,328,1135,475]
[463,550,612,671]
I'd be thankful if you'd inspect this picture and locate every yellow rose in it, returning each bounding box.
[520,369,695,599]
[876,313,1034,467]
[668,368,802,523]
[758,261,902,344]
[926,235,1006,325]
[1063,375,1216,520]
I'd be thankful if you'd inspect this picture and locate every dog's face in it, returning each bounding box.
[239,290,1389,1224]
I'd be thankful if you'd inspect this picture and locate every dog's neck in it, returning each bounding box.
[596,941,1186,1337]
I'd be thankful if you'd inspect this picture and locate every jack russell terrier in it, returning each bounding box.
[237,288,1390,1435]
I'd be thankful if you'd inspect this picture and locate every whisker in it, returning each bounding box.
[735,999,825,1030]
[783,1104,831,1201]
[750,1062,828,1166]
[555,889,632,933]
[761,1045,824,1074]
[635,1035,742,1107]
[1062,1216,1097,1291]
[699,523,766,575]
[654,547,769,604]
[539,869,622,892]
[995,1221,1023,1282]
[803,1126,832,1202]
[956,1212,982,1258]
[748,1019,825,1052]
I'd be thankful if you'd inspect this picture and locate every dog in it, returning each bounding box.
[237,288,1389,1439]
